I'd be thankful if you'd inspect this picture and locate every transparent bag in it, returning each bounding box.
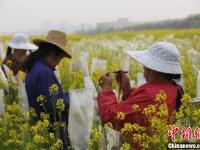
[0,66,8,90]
[70,57,82,72]
[106,128,120,150]
[18,80,29,112]
[0,89,5,116]
[2,64,17,84]
[91,58,107,73]
[80,51,89,77]
[54,67,61,82]
[0,43,5,62]
[136,72,146,87]
[68,88,95,150]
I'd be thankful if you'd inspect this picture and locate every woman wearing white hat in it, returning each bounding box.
[98,42,184,148]
[2,33,38,77]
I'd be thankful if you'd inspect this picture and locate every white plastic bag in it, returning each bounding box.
[136,72,146,87]
[2,64,17,84]
[106,128,120,150]
[123,58,129,72]
[91,58,107,73]
[70,58,82,72]
[54,67,61,82]
[0,89,5,116]
[0,43,5,61]
[80,52,97,96]
[68,88,95,150]
[80,52,89,77]
[18,80,29,112]
[0,66,8,90]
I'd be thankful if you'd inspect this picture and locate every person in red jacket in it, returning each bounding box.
[98,42,183,130]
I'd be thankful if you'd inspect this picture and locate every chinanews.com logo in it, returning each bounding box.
[168,125,200,149]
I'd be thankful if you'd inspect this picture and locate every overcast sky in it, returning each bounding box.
[0,0,200,32]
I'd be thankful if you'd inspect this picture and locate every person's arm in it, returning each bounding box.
[98,87,151,130]
[115,71,133,101]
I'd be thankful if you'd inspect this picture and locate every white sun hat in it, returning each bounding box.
[127,42,182,74]
[8,33,38,51]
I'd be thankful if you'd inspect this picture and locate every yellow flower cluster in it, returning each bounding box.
[120,143,131,150]
[33,134,45,144]
[132,104,140,112]
[155,90,167,103]
[157,103,168,118]
[56,98,65,111]
[49,83,59,94]
[49,133,55,139]
[6,59,12,68]
[120,123,133,134]
[91,128,103,142]
[37,95,46,104]
[142,104,156,116]
[89,128,103,149]
[116,112,125,120]
[105,122,113,129]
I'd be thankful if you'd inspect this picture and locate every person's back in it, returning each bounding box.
[26,58,62,117]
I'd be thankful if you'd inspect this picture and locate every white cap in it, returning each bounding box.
[127,42,182,74]
[8,33,38,51]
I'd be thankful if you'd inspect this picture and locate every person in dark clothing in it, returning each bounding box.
[24,30,71,149]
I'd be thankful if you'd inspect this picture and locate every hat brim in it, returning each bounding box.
[127,50,182,74]
[8,42,38,51]
[33,39,72,58]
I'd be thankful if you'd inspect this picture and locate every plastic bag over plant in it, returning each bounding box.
[0,67,8,90]
[80,51,89,77]
[54,66,61,82]
[68,88,95,150]
[70,57,82,72]
[80,52,98,96]
[116,56,130,73]
[2,64,17,84]
[0,42,5,62]
[0,89,5,116]
[91,58,107,74]
[136,72,146,87]
[18,80,29,112]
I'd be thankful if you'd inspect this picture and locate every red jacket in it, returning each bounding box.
[98,82,180,129]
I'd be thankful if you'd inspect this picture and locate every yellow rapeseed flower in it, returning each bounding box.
[157,103,168,118]
[155,90,167,103]
[36,95,45,104]
[33,134,45,144]
[116,112,125,120]
[54,139,63,148]
[105,122,113,129]
[56,99,65,111]
[90,128,103,142]
[120,143,131,150]
[120,123,133,134]
[132,104,140,112]
[49,133,55,139]
[143,104,156,116]
[6,59,12,68]
[49,84,59,94]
